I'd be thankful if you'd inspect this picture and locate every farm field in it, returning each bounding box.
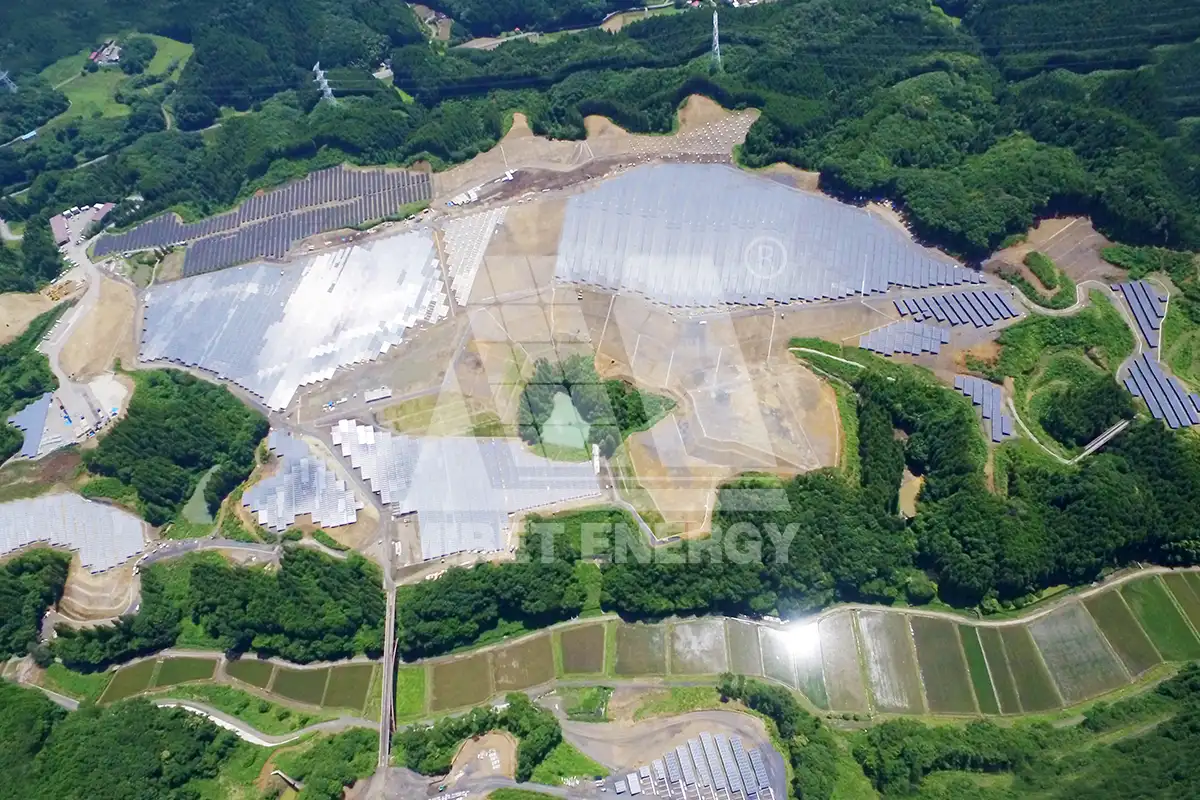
[99,659,157,704]
[958,626,1000,715]
[431,653,493,711]
[669,619,728,675]
[999,627,1061,712]
[226,658,275,689]
[1084,591,1162,676]
[819,612,868,712]
[911,617,977,714]
[559,623,605,675]
[1162,573,1200,631]
[494,635,555,690]
[614,623,666,676]
[271,667,329,706]
[759,626,797,689]
[1121,576,1200,661]
[978,628,1022,714]
[394,666,428,721]
[57,69,131,122]
[145,34,194,77]
[153,656,218,688]
[323,663,375,710]
[858,611,924,714]
[726,620,764,677]
[790,622,829,710]
[1027,604,1127,705]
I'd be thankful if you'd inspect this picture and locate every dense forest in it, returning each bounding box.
[83,369,267,524]
[0,306,63,461]
[0,0,1197,289]
[0,682,242,799]
[420,0,629,37]
[517,354,673,456]
[53,549,384,670]
[0,549,70,660]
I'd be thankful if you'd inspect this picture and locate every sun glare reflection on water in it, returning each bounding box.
[785,621,821,658]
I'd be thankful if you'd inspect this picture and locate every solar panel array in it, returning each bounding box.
[1115,281,1167,348]
[330,420,602,560]
[93,166,432,275]
[0,493,145,573]
[859,321,950,355]
[624,733,772,800]
[1124,353,1200,429]
[242,430,363,532]
[555,163,981,308]
[954,375,1016,443]
[441,206,507,305]
[894,289,1020,328]
[6,392,53,458]
[140,230,448,410]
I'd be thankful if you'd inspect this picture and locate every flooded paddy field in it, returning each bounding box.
[1084,591,1162,676]
[271,666,330,706]
[789,622,829,710]
[978,628,1022,714]
[669,619,728,675]
[999,627,1061,712]
[153,656,217,688]
[758,626,797,689]
[494,634,555,690]
[1121,576,1200,661]
[615,623,667,675]
[958,626,1000,714]
[431,653,493,711]
[725,620,764,677]
[99,659,158,703]
[858,611,925,714]
[226,658,275,689]
[911,617,976,714]
[324,663,376,710]
[818,612,868,713]
[1028,604,1128,705]
[559,623,606,675]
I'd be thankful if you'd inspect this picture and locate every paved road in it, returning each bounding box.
[139,537,280,566]
[153,698,373,746]
[0,217,20,241]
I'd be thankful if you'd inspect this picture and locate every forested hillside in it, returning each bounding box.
[0,306,63,461]
[83,369,267,525]
[0,549,70,660]
[53,549,384,670]
[0,0,1196,288]
[420,0,629,37]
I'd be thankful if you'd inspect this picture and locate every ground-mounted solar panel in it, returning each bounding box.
[0,492,145,573]
[688,740,712,787]
[700,734,727,791]
[955,375,1016,442]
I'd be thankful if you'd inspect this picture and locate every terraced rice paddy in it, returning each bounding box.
[789,622,829,709]
[999,627,1061,712]
[959,626,1000,714]
[819,612,868,712]
[226,658,275,688]
[725,620,764,677]
[615,624,666,675]
[758,626,797,688]
[1162,573,1200,631]
[978,628,1021,714]
[559,624,605,675]
[1121,576,1200,661]
[271,667,330,706]
[431,653,493,711]
[153,657,217,688]
[100,659,157,703]
[669,619,728,675]
[1084,591,1162,676]
[323,663,375,710]
[858,611,925,714]
[494,635,555,690]
[1028,604,1128,704]
[911,617,976,714]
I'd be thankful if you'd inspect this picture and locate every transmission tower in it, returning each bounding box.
[711,11,722,73]
[0,69,17,94]
[312,62,337,105]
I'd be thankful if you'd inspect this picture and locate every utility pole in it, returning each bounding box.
[0,70,17,94]
[711,11,722,73]
[312,62,336,105]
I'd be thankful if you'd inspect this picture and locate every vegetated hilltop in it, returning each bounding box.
[0,0,1197,290]
[0,306,63,462]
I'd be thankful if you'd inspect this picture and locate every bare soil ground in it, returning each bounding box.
[0,450,81,505]
[755,162,821,191]
[58,559,138,621]
[448,731,517,785]
[562,710,772,772]
[61,276,137,379]
[0,291,55,345]
[986,217,1116,284]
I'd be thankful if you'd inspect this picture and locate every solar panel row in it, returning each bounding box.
[894,289,1020,327]
[858,320,950,356]
[242,430,363,531]
[6,392,53,458]
[953,375,1016,443]
[93,166,431,259]
[1115,281,1167,348]
[0,493,145,574]
[627,734,769,799]
[1124,353,1200,429]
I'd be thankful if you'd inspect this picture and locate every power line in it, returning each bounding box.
[312,62,337,105]
[712,11,722,73]
[0,69,17,94]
